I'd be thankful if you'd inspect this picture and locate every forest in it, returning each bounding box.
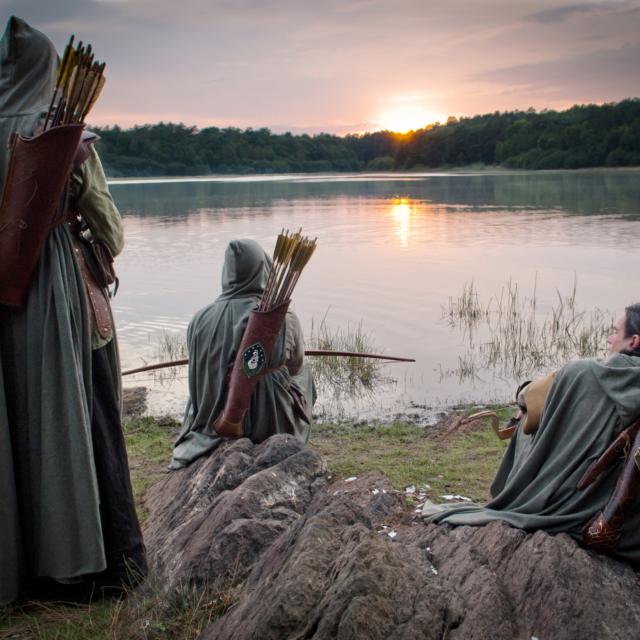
[94,99,640,177]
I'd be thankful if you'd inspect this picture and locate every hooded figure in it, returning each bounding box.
[424,352,640,565]
[171,239,315,469]
[0,17,145,605]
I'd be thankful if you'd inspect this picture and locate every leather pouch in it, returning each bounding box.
[82,237,118,291]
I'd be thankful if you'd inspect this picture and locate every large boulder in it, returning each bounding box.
[142,434,327,590]
[202,491,448,640]
[141,436,640,639]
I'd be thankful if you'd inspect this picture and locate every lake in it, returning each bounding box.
[110,169,640,422]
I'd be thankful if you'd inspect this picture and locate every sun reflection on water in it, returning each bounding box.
[390,197,416,247]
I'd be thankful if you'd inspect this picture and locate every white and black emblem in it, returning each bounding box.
[242,342,266,378]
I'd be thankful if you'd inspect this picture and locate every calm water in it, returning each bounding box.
[110,169,640,421]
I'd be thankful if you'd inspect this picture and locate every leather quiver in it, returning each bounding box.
[0,124,84,307]
[213,300,290,438]
[579,418,640,553]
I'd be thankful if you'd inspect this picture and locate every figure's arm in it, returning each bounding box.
[70,145,124,256]
[284,311,304,375]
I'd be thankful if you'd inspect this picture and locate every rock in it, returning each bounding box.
[122,386,147,417]
[418,522,640,639]
[205,513,640,640]
[325,471,409,528]
[142,434,327,591]
[202,495,447,640]
[140,436,640,639]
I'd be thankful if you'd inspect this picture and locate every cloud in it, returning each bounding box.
[4,1,639,132]
[526,2,603,24]
[524,1,633,24]
[473,42,640,102]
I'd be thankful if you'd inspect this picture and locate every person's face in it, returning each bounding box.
[607,312,640,356]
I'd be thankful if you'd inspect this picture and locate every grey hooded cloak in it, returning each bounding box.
[171,239,315,469]
[424,353,640,565]
[0,17,144,605]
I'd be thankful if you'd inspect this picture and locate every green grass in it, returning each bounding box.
[122,416,180,522]
[0,600,115,640]
[310,411,509,501]
[0,578,238,640]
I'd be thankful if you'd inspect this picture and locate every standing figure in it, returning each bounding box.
[171,238,316,469]
[0,17,145,605]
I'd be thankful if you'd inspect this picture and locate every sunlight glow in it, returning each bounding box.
[376,105,445,133]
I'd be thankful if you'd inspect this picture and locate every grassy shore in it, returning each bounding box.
[0,407,510,639]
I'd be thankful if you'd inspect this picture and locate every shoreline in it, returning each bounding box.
[106,165,640,184]
[123,384,513,430]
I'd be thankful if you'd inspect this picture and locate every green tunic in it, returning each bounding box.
[0,17,129,604]
[424,353,640,565]
[171,239,315,469]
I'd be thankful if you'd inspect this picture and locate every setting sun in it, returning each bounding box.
[376,102,446,133]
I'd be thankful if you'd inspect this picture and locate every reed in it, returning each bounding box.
[442,276,615,380]
[151,331,188,386]
[308,317,393,401]
[443,280,488,327]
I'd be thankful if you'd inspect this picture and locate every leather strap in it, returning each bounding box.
[71,237,113,341]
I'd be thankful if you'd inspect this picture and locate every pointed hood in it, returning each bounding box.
[0,16,58,117]
[220,239,272,300]
[0,17,59,186]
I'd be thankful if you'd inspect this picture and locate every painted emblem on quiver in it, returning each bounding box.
[242,342,266,378]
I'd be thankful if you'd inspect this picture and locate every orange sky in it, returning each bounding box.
[8,0,640,133]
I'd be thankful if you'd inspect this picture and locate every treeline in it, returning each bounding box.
[94,99,640,177]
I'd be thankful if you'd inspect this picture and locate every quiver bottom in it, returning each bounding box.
[580,420,640,553]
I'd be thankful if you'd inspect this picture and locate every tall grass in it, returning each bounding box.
[151,331,188,385]
[442,276,615,380]
[443,280,487,327]
[0,575,238,640]
[307,316,393,401]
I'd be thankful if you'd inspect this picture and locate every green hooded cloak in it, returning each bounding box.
[424,353,640,565]
[0,17,104,604]
[171,239,315,469]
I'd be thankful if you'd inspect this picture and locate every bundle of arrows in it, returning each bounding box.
[44,35,106,129]
[259,228,317,311]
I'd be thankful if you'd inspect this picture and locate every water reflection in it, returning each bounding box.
[109,169,640,218]
[390,197,414,248]
[112,170,640,420]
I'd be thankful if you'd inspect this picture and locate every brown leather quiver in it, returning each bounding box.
[578,417,640,553]
[0,124,84,307]
[213,300,290,438]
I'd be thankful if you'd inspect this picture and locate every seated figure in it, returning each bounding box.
[425,303,640,565]
[170,239,315,469]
